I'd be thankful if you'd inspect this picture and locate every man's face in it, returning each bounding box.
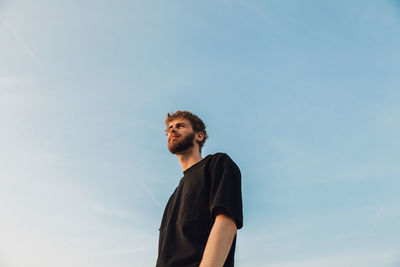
[166,118,196,154]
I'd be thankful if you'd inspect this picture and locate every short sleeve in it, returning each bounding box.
[209,153,243,229]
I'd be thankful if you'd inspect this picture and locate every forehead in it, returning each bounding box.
[167,117,191,127]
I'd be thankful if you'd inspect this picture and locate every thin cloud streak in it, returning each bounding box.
[143,184,164,208]
[0,15,40,65]
[371,205,384,234]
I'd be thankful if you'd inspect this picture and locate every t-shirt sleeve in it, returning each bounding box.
[209,153,243,229]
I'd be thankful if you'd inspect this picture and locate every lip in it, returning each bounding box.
[169,135,180,141]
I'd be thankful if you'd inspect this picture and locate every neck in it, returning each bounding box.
[176,146,203,172]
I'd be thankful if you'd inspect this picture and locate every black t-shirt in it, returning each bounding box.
[156,153,243,267]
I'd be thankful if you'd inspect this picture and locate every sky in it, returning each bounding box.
[1,0,400,266]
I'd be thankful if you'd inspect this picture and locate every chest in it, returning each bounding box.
[164,168,212,225]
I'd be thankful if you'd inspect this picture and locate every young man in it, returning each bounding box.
[156,111,243,267]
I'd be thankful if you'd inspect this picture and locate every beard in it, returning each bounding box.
[168,132,195,154]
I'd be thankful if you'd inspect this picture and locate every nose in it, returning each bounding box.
[167,126,177,134]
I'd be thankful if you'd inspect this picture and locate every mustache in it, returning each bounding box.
[168,134,181,141]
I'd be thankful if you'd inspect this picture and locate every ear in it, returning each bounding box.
[196,132,205,142]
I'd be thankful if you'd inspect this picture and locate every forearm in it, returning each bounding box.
[199,215,237,267]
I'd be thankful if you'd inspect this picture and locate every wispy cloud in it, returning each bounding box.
[371,205,384,234]
[0,15,40,64]
[143,184,164,208]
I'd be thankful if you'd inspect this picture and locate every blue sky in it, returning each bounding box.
[1,0,400,266]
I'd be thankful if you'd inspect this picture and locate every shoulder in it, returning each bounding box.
[209,152,231,163]
[208,152,240,170]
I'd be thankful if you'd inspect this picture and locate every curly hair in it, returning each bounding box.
[165,110,208,151]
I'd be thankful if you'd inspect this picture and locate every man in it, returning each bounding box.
[156,110,243,267]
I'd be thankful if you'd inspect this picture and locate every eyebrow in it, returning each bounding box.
[166,122,186,131]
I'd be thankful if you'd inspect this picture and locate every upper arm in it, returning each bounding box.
[215,214,238,233]
[209,154,243,229]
